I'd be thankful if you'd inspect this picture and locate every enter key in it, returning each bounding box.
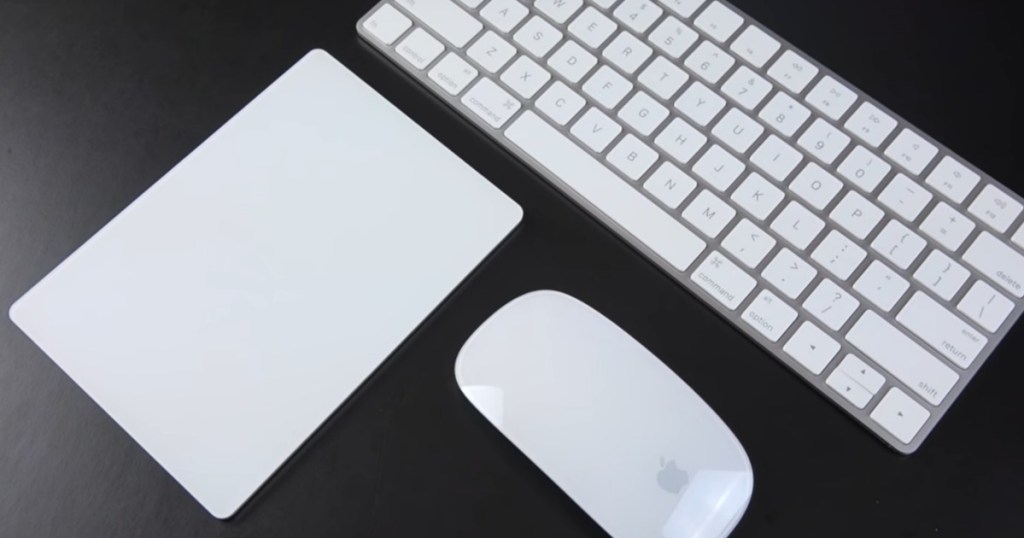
[897,292,989,369]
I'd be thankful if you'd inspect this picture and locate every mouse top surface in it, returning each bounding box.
[455,290,753,538]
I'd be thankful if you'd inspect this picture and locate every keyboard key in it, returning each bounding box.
[515,16,564,57]
[655,118,708,164]
[547,40,597,82]
[848,311,959,406]
[870,388,930,444]
[898,292,988,369]
[618,91,669,136]
[397,0,484,46]
[771,201,824,250]
[743,289,798,342]
[682,190,737,238]
[1015,224,1024,249]
[830,191,884,240]
[914,250,970,301]
[921,202,975,252]
[458,0,485,6]
[729,25,780,68]
[762,248,817,299]
[500,55,552,98]
[844,102,897,148]
[535,0,583,23]
[684,40,736,84]
[363,4,412,45]
[658,0,707,18]
[871,219,926,270]
[767,50,819,94]
[789,163,842,210]
[468,31,517,73]
[721,66,773,110]
[827,369,873,409]
[570,107,622,152]
[694,1,744,42]
[536,81,586,125]
[812,230,866,280]
[507,111,707,270]
[925,156,981,204]
[692,145,744,191]
[644,162,697,209]
[759,92,811,137]
[675,82,727,127]
[838,145,892,193]
[885,128,939,176]
[480,0,529,33]
[731,172,784,221]
[428,52,480,95]
[968,185,1023,233]
[648,16,700,59]
[784,322,841,375]
[798,118,851,165]
[837,355,885,394]
[614,0,664,33]
[957,281,1015,333]
[462,78,522,128]
[805,75,858,121]
[854,260,909,312]
[750,135,802,181]
[568,7,617,49]
[607,135,659,180]
[963,232,1024,298]
[712,108,765,154]
[879,173,933,222]
[583,65,634,109]
[604,32,654,74]
[638,56,690,99]
[692,251,757,310]
[397,28,445,70]
[723,218,777,268]
[803,279,859,331]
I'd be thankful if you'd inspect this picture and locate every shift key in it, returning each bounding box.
[847,311,959,406]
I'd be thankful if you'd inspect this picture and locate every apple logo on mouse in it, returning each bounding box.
[657,457,689,494]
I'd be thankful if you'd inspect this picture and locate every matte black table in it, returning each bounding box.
[1,1,1021,536]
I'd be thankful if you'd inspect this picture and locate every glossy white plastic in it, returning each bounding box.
[456,290,753,538]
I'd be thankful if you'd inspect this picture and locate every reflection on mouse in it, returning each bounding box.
[456,290,753,538]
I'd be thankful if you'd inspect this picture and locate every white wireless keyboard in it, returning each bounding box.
[358,0,1024,453]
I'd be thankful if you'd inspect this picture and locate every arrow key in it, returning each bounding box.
[836,354,885,394]
[826,369,873,409]
[783,321,840,375]
[870,388,930,445]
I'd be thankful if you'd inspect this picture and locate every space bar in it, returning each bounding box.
[505,111,706,272]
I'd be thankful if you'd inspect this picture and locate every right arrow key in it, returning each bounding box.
[871,388,931,445]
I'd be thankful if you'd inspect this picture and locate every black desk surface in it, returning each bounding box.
[1,1,1021,536]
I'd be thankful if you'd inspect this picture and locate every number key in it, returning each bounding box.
[758,91,811,137]
[684,40,736,84]
[798,118,852,165]
[721,66,773,110]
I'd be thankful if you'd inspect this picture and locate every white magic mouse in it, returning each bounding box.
[455,291,753,538]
